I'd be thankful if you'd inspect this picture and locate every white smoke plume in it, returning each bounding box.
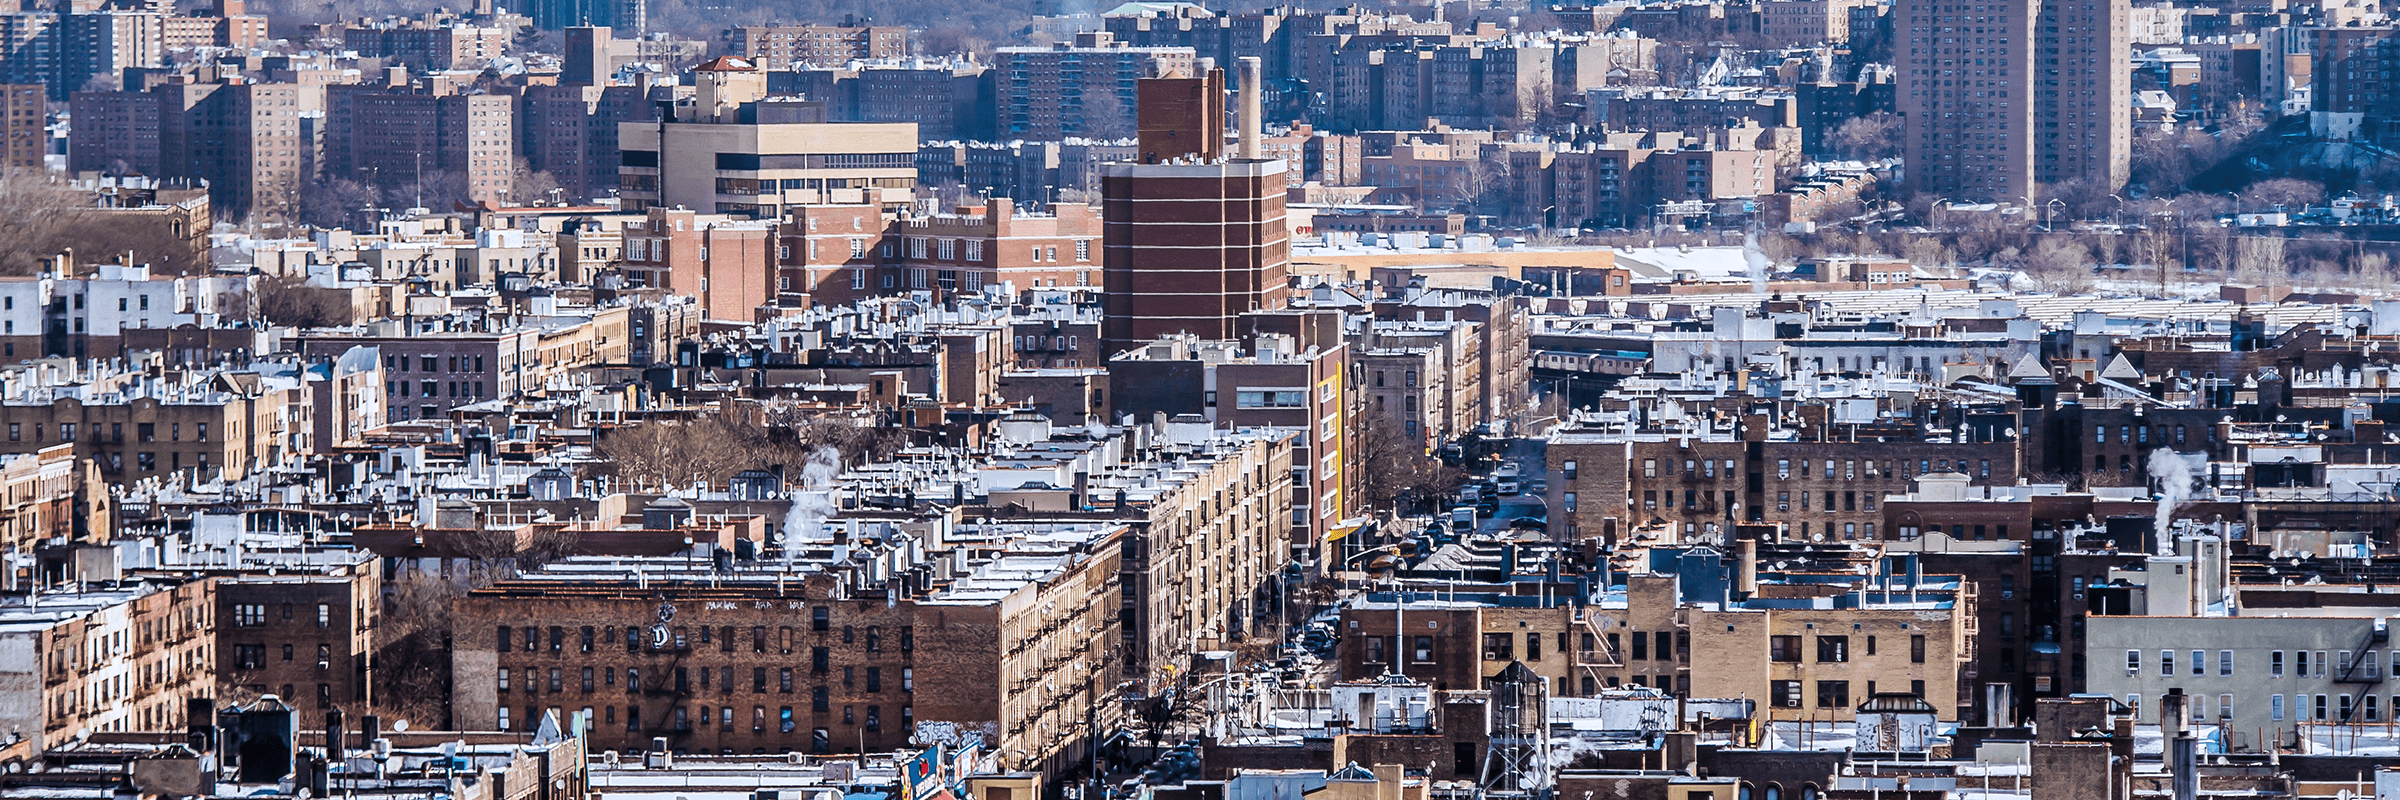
[1743,230,1771,294]
[2149,448,2196,554]
[779,447,843,566]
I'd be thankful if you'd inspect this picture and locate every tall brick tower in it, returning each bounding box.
[1100,59,1291,355]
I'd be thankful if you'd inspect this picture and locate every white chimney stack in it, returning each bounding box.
[1238,56,1263,160]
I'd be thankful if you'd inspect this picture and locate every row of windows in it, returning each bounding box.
[232,603,334,628]
[496,703,909,737]
[499,664,915,695]
[2127,648,2400,679]
[1599,458,1997,482]
[391,380,484,400]
[387,355,485,373]
[2110,691,2400,724]
[1770,634,1930,663]
[1770,679,1927,708]
[2094,423,2194,445]
[232,643,335,670]
[4,422,110,443]
[496,621,911,654]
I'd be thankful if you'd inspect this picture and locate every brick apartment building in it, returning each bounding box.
[326,79,517,207]
[1546,414,2020,545]
[1757,0,1873,42]
[0,444,109,557]
[2311,26,2400,141]
[60,11,166,103]
[1338,572,1976,721]
[519,82,657,204]
[1109,316,1353,562]
[68,88,159,175]
[1099,70,1291,353]
[886,199,1101,296]
[158,1,267,53]
[1540,128,1793,229]
[0,379,309,482]
[145,79,324,220]
[453,540,1121,774]
[210,554,382,713]
[618,207,779,320]
[1898,0,2128,199]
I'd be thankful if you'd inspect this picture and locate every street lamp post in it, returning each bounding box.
[2157,196,2180,298]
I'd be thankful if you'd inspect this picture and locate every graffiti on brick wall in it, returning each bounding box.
[913,720,998,748]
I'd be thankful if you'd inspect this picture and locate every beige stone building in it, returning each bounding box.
[0,445,110,560]
[0,579,217,752]
[0,364,311,482]
[617,57,916,217]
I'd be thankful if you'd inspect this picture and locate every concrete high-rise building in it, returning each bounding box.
[520,82,655,203]
[521,25,665,203]
[1100,63,1291,353]
[326,79,515,207]
[155,80,324,220]
[616,56,916,217]
[2037,0,2130,191]
[1896,0,2034,201]
[1898,0,2127,200]
[60,11,163,97]
[0,13,59,92]
[561,24,611,86]
[69,88,159,175]
[994,33,1196,140]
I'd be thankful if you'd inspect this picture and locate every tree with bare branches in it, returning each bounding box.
[2232,235,2285,284]
[255,274,352,328]
[2239,178,2324,212]
[1353,414,1464,515]
[2019,237,2094,293]
[1829,112,1901,161]
[0,171,202,275]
